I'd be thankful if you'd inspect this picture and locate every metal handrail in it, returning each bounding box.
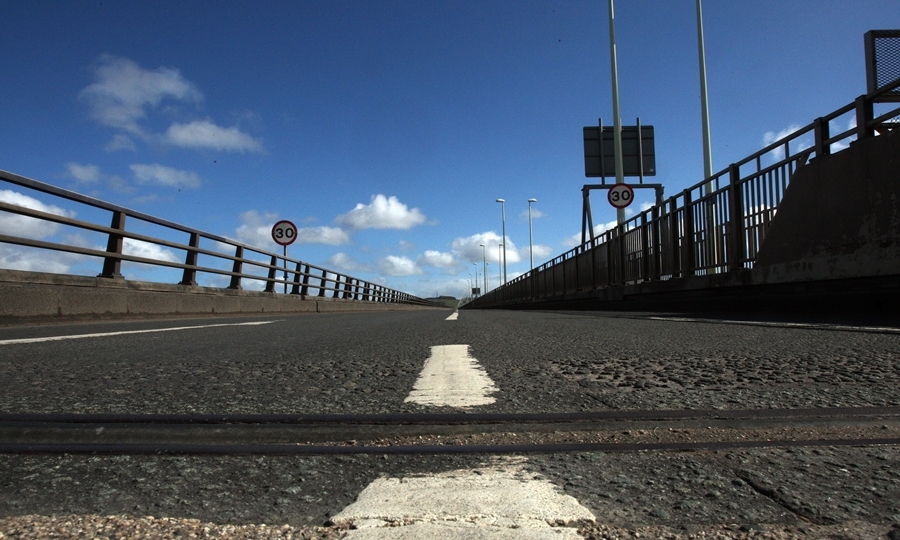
[470,77,900,308]
[0,170,440,307]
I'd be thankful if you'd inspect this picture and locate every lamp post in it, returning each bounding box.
[607,0,626,226]
[527,198,537,271]
[495,199,507,284]
[498,243,503,283]
[479,244,487,292]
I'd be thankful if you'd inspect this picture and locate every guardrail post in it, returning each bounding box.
[228,246,243,289]
[728,164,746,272]
[179,232,200,286]
[264,255,278,293]
[813,117,830,159]
[683,191,696,276]
[290,262,303,294]
[98,211,126,279]
[651,205,661,280]
[318,269,328,297]
[641,212,650,281]
[333,275,343,298]
[669,198,680,277]
[855,95,874,141]
[298,264,311,296]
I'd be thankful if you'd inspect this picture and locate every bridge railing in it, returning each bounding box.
[0,169,439,307]
[471,78,900,308]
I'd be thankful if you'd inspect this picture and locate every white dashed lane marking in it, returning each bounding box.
[333,457,594,539]
[0,321,277,346]
[445,312,459,321]
[404,344,497,408]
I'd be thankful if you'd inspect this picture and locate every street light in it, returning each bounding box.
[496,199,507,285]
[479,244,487,292]
[527,198,537,271]
[498,243,503,283]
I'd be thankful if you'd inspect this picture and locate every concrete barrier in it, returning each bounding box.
[0,269,441,324]
[754,128,900,284]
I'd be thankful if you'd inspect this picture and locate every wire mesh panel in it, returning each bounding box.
[866,30,900,101]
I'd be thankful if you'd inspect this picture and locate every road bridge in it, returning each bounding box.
[1,309,899,538]
[466,77,900,315]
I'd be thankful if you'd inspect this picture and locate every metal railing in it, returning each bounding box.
[0,169,439,307]
[470,78,900,308]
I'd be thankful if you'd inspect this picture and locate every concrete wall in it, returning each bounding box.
[753,129,900,284]
[0,269,440,323]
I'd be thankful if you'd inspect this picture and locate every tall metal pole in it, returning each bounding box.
[697,0,714,186]
[480,244,487,292]
[528,198,537,271]
[496,199,507,284]
[608,0,626,226]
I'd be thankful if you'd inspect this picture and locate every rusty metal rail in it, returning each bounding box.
[0,169,439,307]
[1,406,898,455]
[469,78,900,309]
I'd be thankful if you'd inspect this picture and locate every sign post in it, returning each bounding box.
[271,220,298,294]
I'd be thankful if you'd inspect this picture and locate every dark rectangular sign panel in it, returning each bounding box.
[584,125,656,178]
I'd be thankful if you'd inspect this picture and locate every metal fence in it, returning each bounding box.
[0,169,438,307]
[470,77,900,309]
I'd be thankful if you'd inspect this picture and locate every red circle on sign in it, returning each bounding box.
[271,220,298,246]
[607,184,634,209]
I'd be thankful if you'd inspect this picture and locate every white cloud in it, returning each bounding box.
[0,190,76,239]
[418,250,457,269]
[522,244,554,265]
[378,255,423,276]
[163,120,263,153]
[106,133,137,152]
[0,245,78,273]
[336,194,427,230]
[65,163,101,183]
[234,210,349,249]
[130,163,202,189]
[563,220,618,248]
[327,252,371,273]
[519,208,545,220]
[762,124,812,161]
[296,226,350,245]
[79,54,202,137]
[122,238,180,263]
[234,210,279,248]
[450,231,521,264]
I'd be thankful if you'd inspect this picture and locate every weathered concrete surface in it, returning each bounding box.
[753,129,900,283]
[0,269,439,323]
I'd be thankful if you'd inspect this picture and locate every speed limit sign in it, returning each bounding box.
[271,220,297,246]
[607,184,634,209]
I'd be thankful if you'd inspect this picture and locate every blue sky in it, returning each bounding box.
[1,0,897,298]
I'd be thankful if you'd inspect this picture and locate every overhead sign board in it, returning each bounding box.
[583,125,656,179]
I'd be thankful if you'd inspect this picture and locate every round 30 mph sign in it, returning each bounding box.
[607,184,635,209]
[271,220,298,246]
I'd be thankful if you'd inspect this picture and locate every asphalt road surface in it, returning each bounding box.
[2,309,900,538]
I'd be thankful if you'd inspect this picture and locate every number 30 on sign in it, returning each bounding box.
[607,184,634,209]
[271,220,298,246]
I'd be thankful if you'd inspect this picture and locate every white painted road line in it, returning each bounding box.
[0,321,277,346]
[333,457,594,539]
[445,312,459,321]
[404,344,497,408]
[647,316,900,334]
